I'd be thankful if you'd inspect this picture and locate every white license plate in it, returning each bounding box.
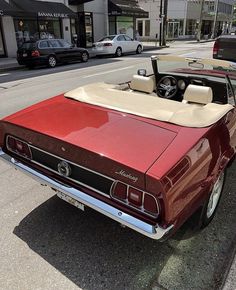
[23,53,27,57]
[57,191,85,211]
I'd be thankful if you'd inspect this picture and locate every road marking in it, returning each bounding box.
[0,73,10,77]
[179,51,197,57]
[82,66,135,78]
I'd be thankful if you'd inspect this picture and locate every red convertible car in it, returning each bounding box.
[0,55,236,240]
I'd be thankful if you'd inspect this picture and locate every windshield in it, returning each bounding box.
[20,42,36,50]
[152,55,236,105]
[98,36,116,42]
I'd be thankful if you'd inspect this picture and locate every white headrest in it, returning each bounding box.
[183,84,213,104]
[130,75,155,94]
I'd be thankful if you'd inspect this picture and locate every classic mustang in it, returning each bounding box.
[0,55,236,240]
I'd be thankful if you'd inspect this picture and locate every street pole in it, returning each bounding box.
[162,0,168,46]
[159,0,163,46]
[197,0,204,41]
[212,0,220,38]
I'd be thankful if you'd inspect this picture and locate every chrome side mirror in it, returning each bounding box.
[137,69,147,76]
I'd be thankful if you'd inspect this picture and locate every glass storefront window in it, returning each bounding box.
[85,13,93,48]
[136,19,150,37]
[38,18,61,40]
[186,19,197,36]
[117,16,134,38]
[14,19,38,47]
[0,20,5,56]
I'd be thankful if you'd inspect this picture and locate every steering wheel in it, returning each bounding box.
[156,76,178,99]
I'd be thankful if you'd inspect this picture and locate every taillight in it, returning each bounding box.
[112,181,127,200]
[31,50,40,57]
[103,43,112,47]
[213,40,219,55]
[6,136,32,160]
[111,181,159,218]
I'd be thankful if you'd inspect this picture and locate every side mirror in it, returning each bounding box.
[137,69,147,76]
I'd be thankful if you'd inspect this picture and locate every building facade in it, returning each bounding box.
[137,0,235,40]
[0,0,148,58]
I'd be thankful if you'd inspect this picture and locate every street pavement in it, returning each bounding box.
[0,40,236,290]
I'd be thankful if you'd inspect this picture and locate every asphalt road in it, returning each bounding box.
[1,41,236,290]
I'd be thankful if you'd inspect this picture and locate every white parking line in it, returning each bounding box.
[179,51,197,57]
[0,73,10,77]
[82,65,135,78]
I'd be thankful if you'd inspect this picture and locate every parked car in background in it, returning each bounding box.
[0,56,235,240]
[213,35,236,62]
[17,39,89,69]
[92,34,143,57]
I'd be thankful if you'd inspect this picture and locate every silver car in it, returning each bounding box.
[92,34,143,57]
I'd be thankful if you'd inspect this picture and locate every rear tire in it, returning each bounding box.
[48,55,57,68]
[136,45,142,54]
[198,170,226,228]
[115,47,122,57]
[81,51,89,62]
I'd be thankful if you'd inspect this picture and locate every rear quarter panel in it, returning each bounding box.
[147,111,236,229]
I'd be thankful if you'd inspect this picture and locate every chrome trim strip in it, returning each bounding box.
[6,135,115,198]
[0,149,174,240]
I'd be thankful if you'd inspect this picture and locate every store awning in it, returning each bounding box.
[69,0,94,5]
[0,0,21,16]
[108,0,148,18]
[11,0,77,18]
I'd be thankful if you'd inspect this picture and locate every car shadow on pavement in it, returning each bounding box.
[13,162,236,290]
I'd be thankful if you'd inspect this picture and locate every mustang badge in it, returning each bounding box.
[115,170,138,183]
[57,160,71,177]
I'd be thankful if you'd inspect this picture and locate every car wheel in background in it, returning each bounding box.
[48,55,57,68]
[81,52,89,62]
[199,170,226,228]
[136,45,142,54]
[115,47,122,57]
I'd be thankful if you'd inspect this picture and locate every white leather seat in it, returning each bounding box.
[183,84,213,105]
[129,75,156,94]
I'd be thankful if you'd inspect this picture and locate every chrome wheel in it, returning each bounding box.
[116,47,122,57]
[136,45,142,54]
[206,171,225,218]
[81,52,88,62]
[48,56,56,68]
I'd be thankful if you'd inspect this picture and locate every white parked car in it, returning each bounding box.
[92,34,143,57]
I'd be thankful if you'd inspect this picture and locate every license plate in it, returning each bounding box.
[57,191,85,211]
[23,53,27,57]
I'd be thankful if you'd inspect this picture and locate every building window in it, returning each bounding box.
[85,13,93,47]
[38,18,62,40]
[117,16,134,38]
[186,19,197,36]
[14,19,38,47]
[137,19,150,37]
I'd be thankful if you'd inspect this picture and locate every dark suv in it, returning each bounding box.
[213,35,236,62]
[17,39,89,69]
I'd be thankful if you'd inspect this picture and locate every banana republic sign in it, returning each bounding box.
[38,12,68,18]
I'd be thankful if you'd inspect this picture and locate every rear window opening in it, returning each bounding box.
[20,42,36,50]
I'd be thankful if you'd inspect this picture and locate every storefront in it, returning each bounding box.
[11,0,76,47]
[108,0,148,39]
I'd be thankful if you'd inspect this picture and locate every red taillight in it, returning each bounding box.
[111,181,160,218]
[143,194,159,216]
[31,50,40,57]
[112,182,127,200]
[213,40,219,55]
[7,136,32,159]
[103,43,112,47]
[128,187,143,207]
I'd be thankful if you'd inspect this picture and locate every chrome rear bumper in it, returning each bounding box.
[0,148,174,240]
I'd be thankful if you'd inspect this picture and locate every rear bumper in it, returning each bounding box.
[0,149,174,240]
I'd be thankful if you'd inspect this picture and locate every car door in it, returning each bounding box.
[124,35,136,52]
[116,35,127,53]
[48,39,65,62]
[58,39,80,61]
